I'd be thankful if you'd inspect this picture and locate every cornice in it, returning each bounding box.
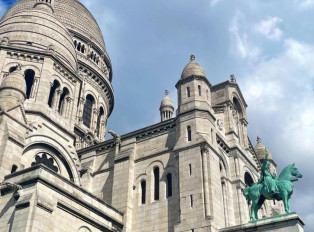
[175,75,212,89]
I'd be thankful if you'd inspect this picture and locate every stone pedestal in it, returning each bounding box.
[220,213,305,232]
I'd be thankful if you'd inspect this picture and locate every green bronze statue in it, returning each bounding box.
[243,150,302,221]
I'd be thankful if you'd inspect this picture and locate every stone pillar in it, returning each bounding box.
[30,77,39,100]
[201,146,211,219]
[77,98,85,123]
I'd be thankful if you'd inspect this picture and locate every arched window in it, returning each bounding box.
[198,85,201,96]
[166,173,172,197]
[81,44,85,53]
[9,66,17,73]
[187,126,192,142]
[77,42,81,52]
[244,172,254,187]
[31,153,58,173]
[141,180,146,204]
[48,80,60,107]
[11,164,18,174]
[74,40,77,48]
[154,167,160,201]
[97,107,104,137]
[187,87,191,97]
[24,69,35,99]
[83,94,95,128]
[58,87,69,115]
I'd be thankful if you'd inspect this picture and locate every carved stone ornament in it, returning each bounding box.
[0,37,10,45]
[217,119,223,131]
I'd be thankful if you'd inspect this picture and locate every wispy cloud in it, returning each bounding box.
[295,0,314,8]
[210,0,223,6]
[255,16,283,40]
[229,11,261,61]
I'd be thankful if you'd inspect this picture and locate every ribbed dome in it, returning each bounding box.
[160,90,174,109]
[181,54,206,79]
[254,137,273,160]
[2,0,106,52]
[0,9,77,70]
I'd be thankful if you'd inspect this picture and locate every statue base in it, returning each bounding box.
[220,213,305,232]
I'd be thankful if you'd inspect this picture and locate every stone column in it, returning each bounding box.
[30,77,39,100]
[64,97,72,119]
[201,146,211,219]
[236,185,246,224]
[77,98,85,123]
[52,89,62,111]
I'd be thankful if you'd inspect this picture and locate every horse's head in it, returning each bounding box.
[290,163,303,181]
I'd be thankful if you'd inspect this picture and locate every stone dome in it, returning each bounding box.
[0,9,77,70]
[160,90,174,109]
[254,137,273,160]
[181,54,206,79]
[2,0,106,52]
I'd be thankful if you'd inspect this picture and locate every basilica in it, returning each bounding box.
[0,0,286,231]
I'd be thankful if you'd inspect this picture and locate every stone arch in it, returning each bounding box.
[242,166,257,183]
[21,65,41,77]
[78,226,91,232]
[24,135,80,185]
[231,92,246,118]
[218,148,230,178]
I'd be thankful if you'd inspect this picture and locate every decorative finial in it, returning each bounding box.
[257,136,261,144]
[230,74,236,83]
[190,54,195,61]
[165,90,169,96]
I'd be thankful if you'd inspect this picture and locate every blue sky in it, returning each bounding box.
[1,0,314,229]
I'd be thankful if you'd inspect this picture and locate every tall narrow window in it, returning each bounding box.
[167,173,172,197]
[24,69,35,99]
[97,107,104,137]
[190,195,193,207]
[187,87,190,97]
[206,89,209,100]
[141,180,146,204]
[189,164,192,175]
[74,40,77,48]
[11,165,18,174]
[58,87,69,115]
[83,94,95,128]
[48,80,60,107]
[77,42,81,51]
[198,85,201,96]
[187,126,192,142]
[154,167,160,201]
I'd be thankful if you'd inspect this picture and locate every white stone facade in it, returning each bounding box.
[0,1,284,232]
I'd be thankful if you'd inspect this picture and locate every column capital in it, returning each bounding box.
[201,146,209,154]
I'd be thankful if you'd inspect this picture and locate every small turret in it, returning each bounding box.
[0,64,26,110]
[160,90,174,121]
[34,0,54,14]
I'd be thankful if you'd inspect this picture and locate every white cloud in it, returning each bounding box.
[229,12,261,61]
[295,0,314,8]
[255,16,283,40]
[242,38,314,159]
[210,0,222,6]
